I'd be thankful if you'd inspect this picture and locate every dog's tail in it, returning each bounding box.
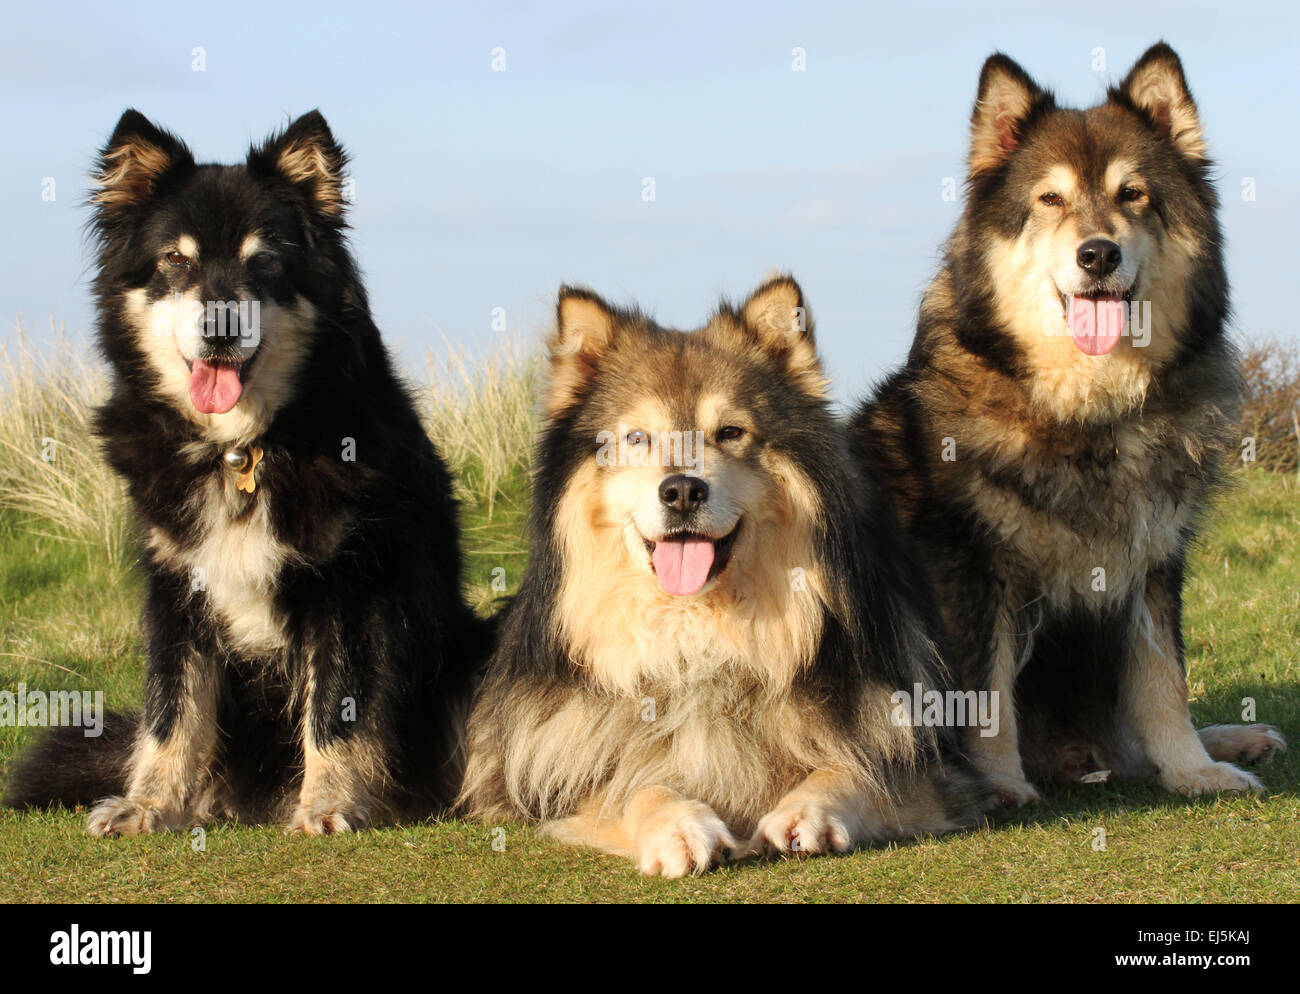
[2,710,136,809]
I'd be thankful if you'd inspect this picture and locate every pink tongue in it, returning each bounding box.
[652,539,716,596]
[188,360,243,414]
[1068,294,1126,356]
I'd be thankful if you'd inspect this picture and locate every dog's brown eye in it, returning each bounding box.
[165,251,190,267]
[1119,186,1145,203]
[717,426,744,442]
[1039,192,1063,207]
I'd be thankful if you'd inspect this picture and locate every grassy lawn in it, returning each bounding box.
[1,456,1297,902]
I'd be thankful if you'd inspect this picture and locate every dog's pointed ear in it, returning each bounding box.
[1118,43,1205,160]
[547,286,618,419]
[739,276,826,397]
[969,54,1049,177]
[94,109,193,211]
[250,110,349,220]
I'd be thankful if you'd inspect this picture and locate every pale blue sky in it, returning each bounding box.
[3,1,1297,401]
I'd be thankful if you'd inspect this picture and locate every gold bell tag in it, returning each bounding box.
[223,445,264,494]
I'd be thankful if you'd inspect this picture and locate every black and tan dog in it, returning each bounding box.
[4,110,490,834]
[459,277,990,876]
[852,44,1285,804]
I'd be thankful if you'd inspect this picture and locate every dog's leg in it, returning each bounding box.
[290,734,387,834]
[749,769,869,855]
[543,786,737,878]
[540,795,636,854]
[288,646,395,834]
[1198,724,1286,764]
[1123,571,1264,795]
[88,581,221,837]
[964,607,1040,806]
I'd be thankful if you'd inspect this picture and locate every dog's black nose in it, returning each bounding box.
[202,299,242,344]
[1076,238,1122,277]
[659,474,708,514]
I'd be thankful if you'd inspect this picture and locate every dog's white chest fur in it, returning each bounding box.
[149,477,295,654]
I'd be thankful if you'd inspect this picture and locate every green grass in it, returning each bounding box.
[2,473,1297,903]
[0,332,1297,902]
[1,798,1295,903]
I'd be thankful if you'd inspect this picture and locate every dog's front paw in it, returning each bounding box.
[986,772,1042,808]
[87,797,178,838]
[1200,724,1287,765]
[633,799,737,878]
[1161,761,1262,796]
[750,798,855,856]
[287,801,370,835]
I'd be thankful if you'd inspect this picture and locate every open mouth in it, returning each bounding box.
[1056,284,1135,357]
[183,347,261,414]
[643,521,741,597]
